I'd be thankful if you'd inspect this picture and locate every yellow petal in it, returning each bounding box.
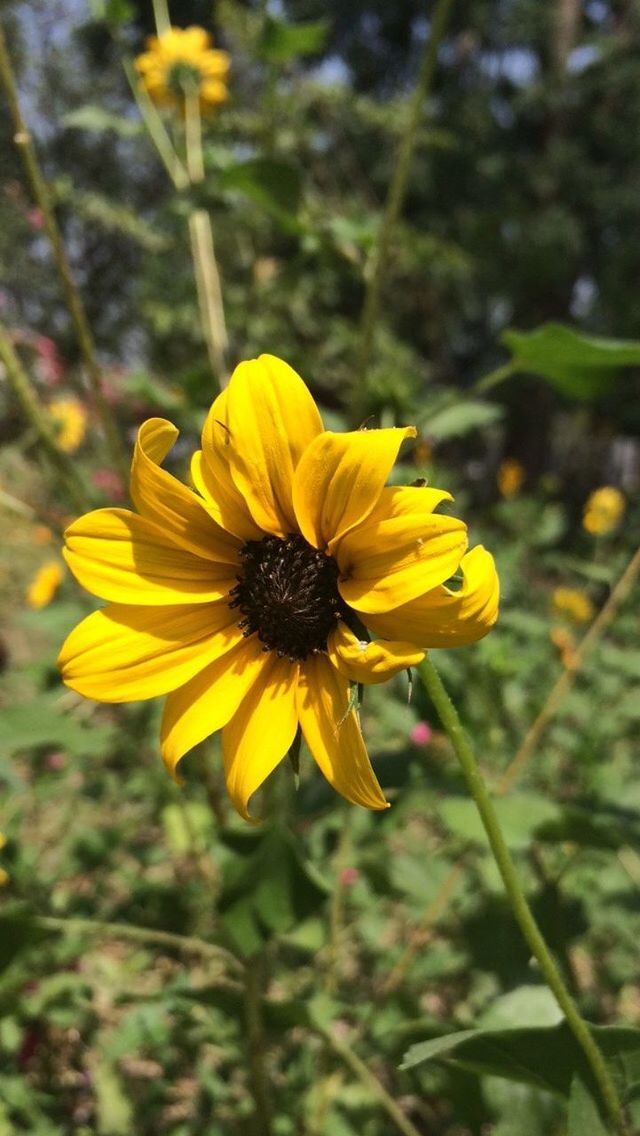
[363,546,500,646]
[59,601,240,702]
[222,653,299,821]
[337,506,468,614]
[160,635,268,779]
[292,427,417,552]
[64,508,236,605]
[363,485,454,523]
[198,388,264,540]
[296,654,388,810]
[224,355,324,536]
[131,418,241,562]
[327,623,424,684]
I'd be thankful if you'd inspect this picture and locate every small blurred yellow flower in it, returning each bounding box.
[135,26,230,112]
[497,458,524,498]
[50,398,87,453]
[550,626,579,670]
[26,560,64,609]
[552,587,594,625]
[582,486,625,536]
[33,524,54,545]
[413,439,433,465]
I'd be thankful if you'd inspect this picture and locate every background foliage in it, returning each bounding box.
[1,1,639,1133]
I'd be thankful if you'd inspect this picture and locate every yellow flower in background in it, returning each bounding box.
[135,26,230,112]
[26,560,64,609]
[50,397,87,453]
[582,486,625,536]
[550,627,578,671]
[497,458,524,498]
[552,587,594,625]
[58,356,499,820]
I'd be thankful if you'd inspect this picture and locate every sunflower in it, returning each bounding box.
[58,357,499,820]
[134,26,230,112]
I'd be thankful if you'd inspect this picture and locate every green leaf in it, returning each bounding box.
[88,0,135,26]
[261,18,329,63]
[220,158,302,233]
[439,794,559,850]
[567,1074,608,1136]
[401,1021,640,1102]
[501,323,640,399]
[63,105,141,138]
[0,695,115,758]
[218,824,329,957]
[423,400,503,440]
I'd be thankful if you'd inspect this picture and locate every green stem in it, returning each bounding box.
[244,958,273,1136]
[418,656,627,1135]
[0,20,127,478]
[356,0,455,404]
[471,360,516,395]
[122,57,189,190]
[0,324,89,512]
[35,914,242,974]
[317,1025,423,1136]
[151,0,171,36]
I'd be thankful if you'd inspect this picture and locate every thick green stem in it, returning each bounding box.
[151,0,171,36]
[0,324,89,512]
[0,20,127,477]
[122,57,189,189]
[356,0,455,405]
[418,656,627,1135]
[244,958,273,1136]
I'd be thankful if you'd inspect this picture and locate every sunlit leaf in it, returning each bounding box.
[501,323,640,399]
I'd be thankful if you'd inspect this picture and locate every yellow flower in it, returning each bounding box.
[550,627,578,670]
[552,587,594,624]
[135,26,230,111]
[50,397,87,453]
[497,458,525,498]
[58,356,499,820]
[26,560,65,609]
[582,486,625,536]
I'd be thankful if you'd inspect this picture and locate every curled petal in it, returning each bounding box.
[327,623,424,684]
[223,355,323,536]
[292,427,416,552]
[131,418,240,561]
[296,654,388,810]
[161,634,269,779]
[222,654,299,821]
[58,601,240,702]
[63,509,235,605]
[363,546,500,647]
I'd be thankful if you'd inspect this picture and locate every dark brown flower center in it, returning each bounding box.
[230,534,350,662]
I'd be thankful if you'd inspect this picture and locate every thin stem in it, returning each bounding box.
[188,209,229,385]
[122,57,189,190]
[471,360,516,395]
[380,860,464,997]
[498,544,640,794]
[244,959,273,1136]
[0,20,127,477]
[356,0,455,401]
[35,915,242,974]
[316,1025,423,1136]
[418,656,627,1135]
[184,90,205,183]
[0,324,89,512]
[151,0,171,36]
[324,807,353,994]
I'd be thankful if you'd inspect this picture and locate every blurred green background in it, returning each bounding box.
[1,2,640,1134]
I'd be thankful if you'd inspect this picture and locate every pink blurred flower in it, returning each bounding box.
[33,335,64,385]
[27,207,45,230]
[45,751,66,771]
[339,867,360,887]
[410,721,433,747]
[93,468,126,500]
